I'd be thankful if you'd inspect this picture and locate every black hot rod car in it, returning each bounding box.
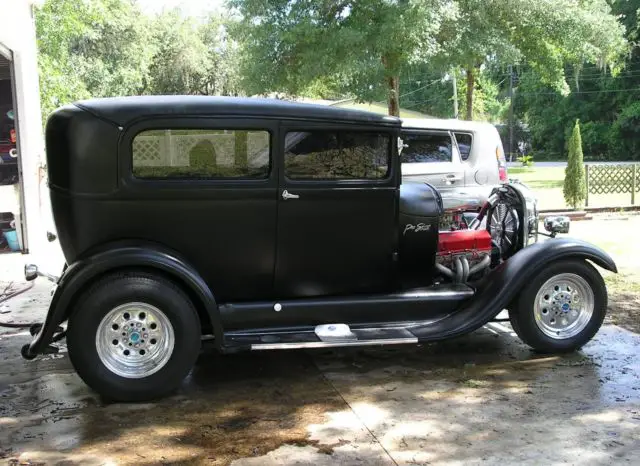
[23,96,616,401]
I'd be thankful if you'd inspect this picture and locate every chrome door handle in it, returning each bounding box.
[442,174,463,183]
[282,189,300,200]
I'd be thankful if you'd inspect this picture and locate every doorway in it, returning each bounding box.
[0,45,26,253]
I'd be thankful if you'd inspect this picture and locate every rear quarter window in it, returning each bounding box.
[454,132,473,161]
[401,133,453,163]
[132,129,271,179]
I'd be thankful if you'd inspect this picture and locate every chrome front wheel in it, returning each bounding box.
[533,273,595,340]
[509,260,607,353]
[96,302,175,379]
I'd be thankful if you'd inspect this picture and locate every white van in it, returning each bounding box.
[400,118,508,208]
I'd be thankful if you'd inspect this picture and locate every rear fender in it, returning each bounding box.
[412,238,616,341]
[26,241,221,357]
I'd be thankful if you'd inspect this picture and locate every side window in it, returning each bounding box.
[401,133,452,163]
[454,132,473,161]
[132,129,270,179]
[284,130,390,180]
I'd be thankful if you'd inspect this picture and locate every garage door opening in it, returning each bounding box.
[0,46,26,254]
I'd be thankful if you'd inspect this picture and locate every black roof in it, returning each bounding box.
[71,95,401,128]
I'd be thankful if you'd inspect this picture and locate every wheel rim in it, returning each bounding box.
[533,273,595,340]
[95,302,175,379]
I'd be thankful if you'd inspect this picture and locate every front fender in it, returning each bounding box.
[25,241,221,357]
[412,238,616,341]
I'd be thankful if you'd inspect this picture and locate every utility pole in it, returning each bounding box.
[452,68,459,119]
[508,64,514,162]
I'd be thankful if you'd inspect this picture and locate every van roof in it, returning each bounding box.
[401,117,498,132]
[69,95,402,128]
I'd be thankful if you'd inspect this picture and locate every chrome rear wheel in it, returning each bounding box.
[67,272,201,401]
[96,302,175,379]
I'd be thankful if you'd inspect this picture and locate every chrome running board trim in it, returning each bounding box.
[251,336,418,351]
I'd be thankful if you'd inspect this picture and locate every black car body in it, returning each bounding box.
[23,96,616,401]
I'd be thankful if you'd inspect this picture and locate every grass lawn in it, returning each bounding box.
[562,213,640,332]
[508,166,636,210]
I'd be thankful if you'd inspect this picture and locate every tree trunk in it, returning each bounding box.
[465,66,475,121]
[387,75,400,117]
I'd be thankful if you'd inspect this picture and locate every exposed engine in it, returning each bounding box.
[436,229,492,283]
[399,180,538,285]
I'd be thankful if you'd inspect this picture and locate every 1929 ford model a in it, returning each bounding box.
[23,96,616,401]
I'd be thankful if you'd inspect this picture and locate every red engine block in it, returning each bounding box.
[438,229,492,254]
[437,229,492,269]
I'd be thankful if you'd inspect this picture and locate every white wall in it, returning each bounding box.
[0,0,57,270]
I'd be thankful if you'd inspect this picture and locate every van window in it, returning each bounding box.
[285,130,390,180]
[132,129,270,179]
[401,133,452,163]
[454,132,473,161]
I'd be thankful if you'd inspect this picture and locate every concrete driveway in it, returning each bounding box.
[1,283,639,465]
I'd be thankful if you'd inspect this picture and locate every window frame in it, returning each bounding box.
[120,117,278,192]
[281,125,395,184]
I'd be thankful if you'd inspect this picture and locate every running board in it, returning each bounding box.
[236,325,418,351]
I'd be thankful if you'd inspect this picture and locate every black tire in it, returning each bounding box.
[509,259,607,353]
[67,271,201,402]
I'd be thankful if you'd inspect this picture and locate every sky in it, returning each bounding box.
[137,0,227,16]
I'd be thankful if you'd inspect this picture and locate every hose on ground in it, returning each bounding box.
[0,281,41,329]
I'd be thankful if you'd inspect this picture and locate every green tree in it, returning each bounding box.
[228,0,457,116]
[35,0,154,120]
[434,0,627,120]
[513,0,640,161]
[143,10,243,96]
[564,119,586,209]
[199,14,244,96]
[145,10,210,95]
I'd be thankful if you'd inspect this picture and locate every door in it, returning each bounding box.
[122,118,279,302]
[400,130,465,191]
[274,124,399,299]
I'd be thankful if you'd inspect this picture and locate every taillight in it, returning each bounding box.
[10,128,16,144]
[496,145,508,182]
[499,166,508,182]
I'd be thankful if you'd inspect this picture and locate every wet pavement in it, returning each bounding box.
[0,283,639,465]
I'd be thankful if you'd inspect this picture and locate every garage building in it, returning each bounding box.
[0,0,48,260]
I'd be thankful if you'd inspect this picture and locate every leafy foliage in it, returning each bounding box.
[36,0,154,120]
[145,11,242,96]
[564,120,586,209]
[514,0,640,161]
[32,0,638,163]
[228,0,458,115]
[516,154,534,167]
[229,0,626,119]
[432,0,627,119]
[35,0,242,123]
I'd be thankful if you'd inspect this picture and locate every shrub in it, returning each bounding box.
[563,119,586,209]
[516,154,534,167]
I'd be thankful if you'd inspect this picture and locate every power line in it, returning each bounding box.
[563,72,640,81]
[519,87,640,96]
[398,78,443,99]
